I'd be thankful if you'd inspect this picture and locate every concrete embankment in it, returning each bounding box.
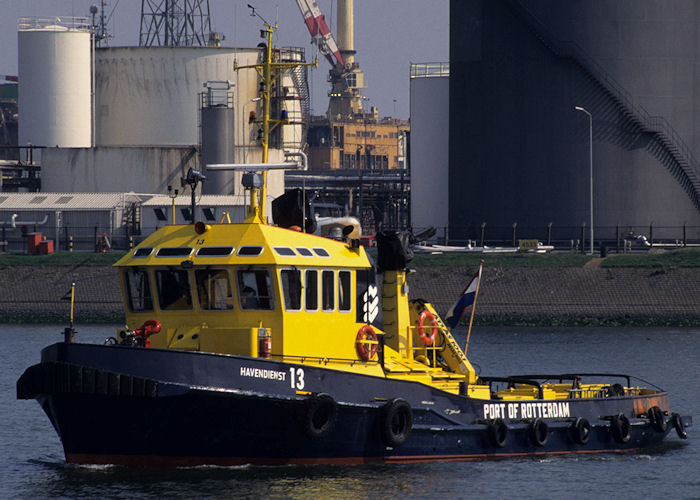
[1,265,698,326]
[409,266,700,326]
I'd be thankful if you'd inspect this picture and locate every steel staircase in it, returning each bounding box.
[505,0,700,212]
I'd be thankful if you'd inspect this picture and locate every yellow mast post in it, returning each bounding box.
[234,17,317,224]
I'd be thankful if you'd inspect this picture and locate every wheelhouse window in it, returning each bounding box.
[280,269,302,311]
[237,269,274,310]
[133,247,153,257]
[155,269,193,311]
[196,246,234,257]
[305,269,318,311]
[195,269,233,310]
[296,247,313,257]
[237,246,263,257]
[156,247,193,257]
[124,268,153,312]
[338,270,352,312]
[322,270,334,311]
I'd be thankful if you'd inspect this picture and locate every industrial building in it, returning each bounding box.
[0,192,247,253]
[447,0,700,246]
[0,1,414,247]
[307,113,408,171]
[289,0,411,233]
[13,11,307,204]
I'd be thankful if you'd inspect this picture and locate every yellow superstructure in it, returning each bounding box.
[113,217,485,391]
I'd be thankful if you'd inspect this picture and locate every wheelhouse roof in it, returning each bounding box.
[115,222,371,269]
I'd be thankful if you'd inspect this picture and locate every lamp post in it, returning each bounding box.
[242,97,262,163]
[574,106,594,255]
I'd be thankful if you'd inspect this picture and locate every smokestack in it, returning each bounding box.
[336,0,354,67]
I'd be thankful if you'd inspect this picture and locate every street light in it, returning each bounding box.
[243,97,262,163]
[574,106,594,255]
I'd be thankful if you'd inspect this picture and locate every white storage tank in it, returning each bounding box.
[18,17,92,148]
[95,47,261,147]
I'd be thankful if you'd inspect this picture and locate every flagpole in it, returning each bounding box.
[464,261,483,355]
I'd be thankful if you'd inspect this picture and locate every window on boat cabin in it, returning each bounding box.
[338,270,352,312]
[237,269,274,310]
[124,268,153,312]
[155,269,193,311]
[296,247,313,257]
[195,269,233,310]
[280,269,302,311]
[305,269,318,311]
[322,269,334,311]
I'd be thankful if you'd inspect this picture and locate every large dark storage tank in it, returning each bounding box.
[449,0,700,244]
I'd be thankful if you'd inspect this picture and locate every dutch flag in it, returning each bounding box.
[445,264,482,329]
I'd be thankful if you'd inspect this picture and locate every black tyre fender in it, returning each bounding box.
[381,398,413,448]
[570,417,591,445]
[487,418,509,448]
[671,413,687,439]
[610,414,631,443]
[648,405,667,433]
[529,418,548,447]
[302,393,337,439]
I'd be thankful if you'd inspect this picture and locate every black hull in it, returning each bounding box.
[18,343,690,466]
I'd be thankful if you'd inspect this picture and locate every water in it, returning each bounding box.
[3,325,698,499]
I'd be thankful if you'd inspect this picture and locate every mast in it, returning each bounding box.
[234,14,316,223]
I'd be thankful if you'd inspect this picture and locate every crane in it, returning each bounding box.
[294,0,345,70]
[294,0,366,118]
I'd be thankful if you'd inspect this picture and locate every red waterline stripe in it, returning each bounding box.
[67,448,642,467]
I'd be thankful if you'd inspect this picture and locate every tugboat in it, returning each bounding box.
[17,22,691,467]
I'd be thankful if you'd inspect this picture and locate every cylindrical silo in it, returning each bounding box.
[201,81,235,195]
[448,0,700,243]
[94,47,260,147]
[18,17,92,148]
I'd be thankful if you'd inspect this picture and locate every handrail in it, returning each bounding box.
[477,375,544,399]
[511,373,632,389]
[18,17,90,31]
[410,62,450,79]
[276,353,379,366]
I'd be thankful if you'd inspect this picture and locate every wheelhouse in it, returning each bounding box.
[115,222,379,372]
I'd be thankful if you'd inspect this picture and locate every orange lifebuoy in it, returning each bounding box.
[356,324,378,361]
[417,310,438,346]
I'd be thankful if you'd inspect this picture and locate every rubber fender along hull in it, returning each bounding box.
[17,343,692,466]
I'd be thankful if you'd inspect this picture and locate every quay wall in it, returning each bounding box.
[0,266,698,325]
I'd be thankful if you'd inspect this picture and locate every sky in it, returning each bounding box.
[0,0,449,119]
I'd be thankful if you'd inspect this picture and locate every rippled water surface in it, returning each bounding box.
[3,325,698,499]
